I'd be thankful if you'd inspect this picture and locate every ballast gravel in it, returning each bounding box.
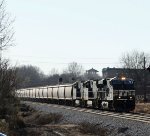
[23,101,150,136]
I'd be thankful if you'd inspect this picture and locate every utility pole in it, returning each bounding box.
[0,47,2,63]
[0,36,2,66]
[0,47,1,64]
[144,57,146,70]
[0,52,1,70]
[143,57,147,102]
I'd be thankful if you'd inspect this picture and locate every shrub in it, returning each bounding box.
[0,119,9,134]
[24,110,63,125]
[79,121,108,136]
[0,59,19,133]
[35,113,63,125]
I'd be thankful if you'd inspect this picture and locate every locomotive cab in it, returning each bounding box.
[110,77,135,111]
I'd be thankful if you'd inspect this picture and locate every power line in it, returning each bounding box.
[10,59,120,65]
[4,54,118,60]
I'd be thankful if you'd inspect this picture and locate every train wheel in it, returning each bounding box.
[79,100,83,107]
[108,101,113,110]
[72,100,76,107]
[92,100,97,109]
[79,100,87,108]
[84,100,87,108]
[98,101,102,109]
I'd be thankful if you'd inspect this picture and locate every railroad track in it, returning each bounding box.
[26,101,150,124]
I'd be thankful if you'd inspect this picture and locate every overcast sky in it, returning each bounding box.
[3,0,150,75]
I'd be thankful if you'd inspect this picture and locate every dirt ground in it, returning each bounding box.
[13,104,108,136]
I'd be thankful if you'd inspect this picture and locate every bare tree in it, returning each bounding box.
[49,68,59,76]
[0,0,14,51]
[120,50,150,69]
[63,62,84,81]
[0,1,22,133]
[16,65,45,88]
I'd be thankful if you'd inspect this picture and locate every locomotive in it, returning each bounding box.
[17,77,135,112]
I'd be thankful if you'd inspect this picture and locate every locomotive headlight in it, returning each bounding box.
[121,77,126,80]
[119,96,121,99]
[130,97,132,99]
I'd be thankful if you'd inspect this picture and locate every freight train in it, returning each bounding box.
[17,77,135,112]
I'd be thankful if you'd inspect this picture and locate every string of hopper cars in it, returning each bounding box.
[17,77,135,112]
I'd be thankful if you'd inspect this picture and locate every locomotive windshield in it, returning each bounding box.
[111,79,134,90]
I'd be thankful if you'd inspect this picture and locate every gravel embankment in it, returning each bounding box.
[23,101,150,136]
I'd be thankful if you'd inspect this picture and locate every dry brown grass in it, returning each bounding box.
[19,104,63,126]
[3,104,113,136]
[24,111,63,125]
[0,120,9,134]
[134,103,150,113]
[79,121,108,136]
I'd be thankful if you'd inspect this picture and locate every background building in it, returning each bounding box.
[86,68,99,75]
[85,68,100,80]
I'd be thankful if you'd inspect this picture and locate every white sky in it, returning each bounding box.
[3,0,150,75]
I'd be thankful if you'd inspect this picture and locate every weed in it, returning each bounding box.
[79,121,108,136]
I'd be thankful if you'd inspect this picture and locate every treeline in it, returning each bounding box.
[16,62,101,89]
[16,50,150,89]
